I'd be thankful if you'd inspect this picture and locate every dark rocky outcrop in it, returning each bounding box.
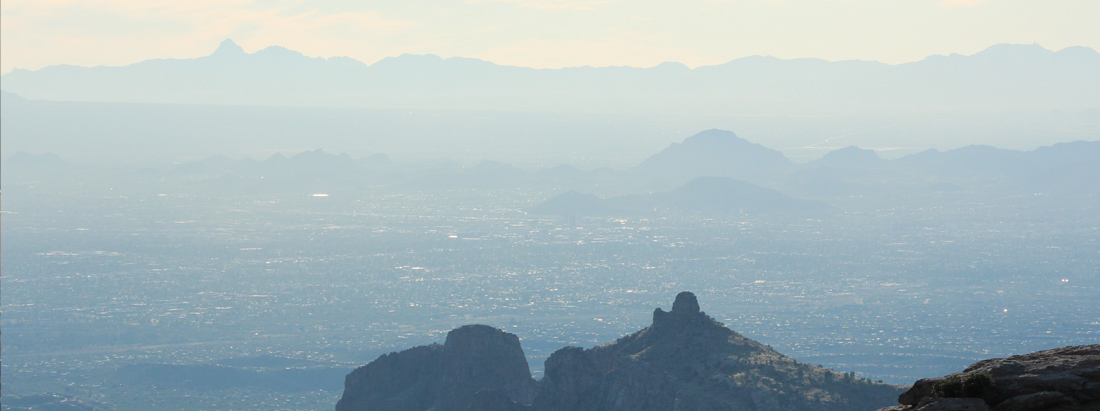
[877,344,1100,411]
[338,292,902,411]
[336,325,537,411]
[534,291,901,411]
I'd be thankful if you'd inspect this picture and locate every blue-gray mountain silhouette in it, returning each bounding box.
[2,41,1096,115]
[633,129,793,186]
[778,140,1100,206]
[532,176,832,216]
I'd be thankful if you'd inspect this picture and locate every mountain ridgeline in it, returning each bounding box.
[5,128,1097,217]
[530,177,835,217]
[528,129,1099,216]
[337,292,904,411]
[2,40,1098,116]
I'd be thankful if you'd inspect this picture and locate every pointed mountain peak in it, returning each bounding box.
[213,39,245,56]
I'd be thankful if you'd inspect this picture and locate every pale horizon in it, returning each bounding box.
[3,0,1098,74]
[4,37,1095,76]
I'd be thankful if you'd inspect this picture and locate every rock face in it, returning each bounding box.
[878,344,1100,411]
[534,291,901,411]
[335,325,537,411]
[337,292,903,411]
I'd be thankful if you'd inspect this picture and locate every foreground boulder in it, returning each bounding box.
[878,344,1100,411]
[337,292,902,411]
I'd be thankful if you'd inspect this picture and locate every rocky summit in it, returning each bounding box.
[877,344,1100,411]
[335,324,537,411]
[336,292,903,411]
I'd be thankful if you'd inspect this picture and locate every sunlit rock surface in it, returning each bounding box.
[878,344,1100,411]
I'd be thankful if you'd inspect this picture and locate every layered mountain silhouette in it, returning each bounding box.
[778,140,1100,208]
[632,129,793,188]
[3,40,1097,115]
[532,177,833,216]
[5,128,1094,214]
[336,292,903,411]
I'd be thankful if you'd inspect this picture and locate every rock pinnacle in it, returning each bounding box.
[671,291,700,314]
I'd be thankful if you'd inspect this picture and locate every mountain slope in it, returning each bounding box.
[535,292,900,411]
[335,292,903,411]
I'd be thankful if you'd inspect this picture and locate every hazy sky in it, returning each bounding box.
[2,0,1098,74]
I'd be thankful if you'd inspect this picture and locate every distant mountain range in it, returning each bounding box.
[5,129,1097,215]
[531,177,834,217]
[532,129,1098,215]
[2,40,1097,115]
